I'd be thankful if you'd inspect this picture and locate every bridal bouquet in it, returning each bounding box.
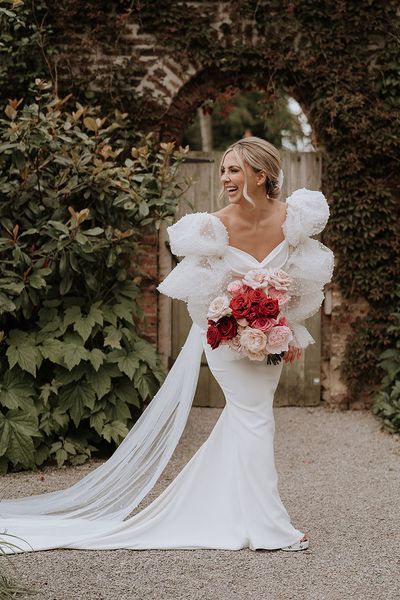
[206,268,295,363]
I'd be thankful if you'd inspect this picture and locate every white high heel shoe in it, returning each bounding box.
[280,533,309,551]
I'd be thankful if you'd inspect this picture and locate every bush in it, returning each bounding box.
[372,310,400,434]
[0,80,188,472]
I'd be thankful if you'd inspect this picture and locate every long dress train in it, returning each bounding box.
[0,327,302,552]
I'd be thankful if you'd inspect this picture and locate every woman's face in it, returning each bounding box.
[220,150,264,204]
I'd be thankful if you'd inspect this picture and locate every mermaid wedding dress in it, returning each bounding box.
[0,188,334,553]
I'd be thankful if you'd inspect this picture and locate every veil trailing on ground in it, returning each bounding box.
[0,324,204,522]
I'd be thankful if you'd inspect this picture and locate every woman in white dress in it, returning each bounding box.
[0,137,334,554]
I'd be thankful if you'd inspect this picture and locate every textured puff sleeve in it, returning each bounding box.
[157,213,230,327]
[281,188,334,348]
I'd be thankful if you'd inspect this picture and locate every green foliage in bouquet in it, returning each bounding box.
[372,310,400,434]
[0,80,188,473]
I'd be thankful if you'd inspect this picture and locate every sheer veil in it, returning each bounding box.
[0,324,204,522]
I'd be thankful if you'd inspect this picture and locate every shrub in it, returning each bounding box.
[0,80,188,472]
[372,310,400,434]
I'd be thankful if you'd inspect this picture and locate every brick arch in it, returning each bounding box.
[158,66,268,142]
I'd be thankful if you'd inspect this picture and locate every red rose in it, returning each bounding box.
[207,322,222,349]
[258,297,280,318]
[217,315,237,341]
[229,293,252,319]
[249,288,266,304]
[247,309,260,323]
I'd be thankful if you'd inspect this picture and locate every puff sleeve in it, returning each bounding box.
[281,189,334,348]
[157,213,230,328]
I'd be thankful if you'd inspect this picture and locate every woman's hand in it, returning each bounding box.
[283,345,302,363]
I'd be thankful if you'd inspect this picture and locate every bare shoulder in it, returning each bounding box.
[210,206,233,225]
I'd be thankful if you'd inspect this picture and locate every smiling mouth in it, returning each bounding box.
[225,186,238,193]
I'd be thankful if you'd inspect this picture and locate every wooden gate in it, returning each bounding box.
[158,150,323,407]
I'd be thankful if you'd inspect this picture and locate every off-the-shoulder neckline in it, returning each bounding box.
[207,203,290,264]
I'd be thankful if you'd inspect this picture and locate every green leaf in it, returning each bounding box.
[90,410,107,435]
[112,303,134,324]
[103,325,122,349]
[0,292,16,313]
[114,377,140,407]
[0,281,24,295]
[0,410,40,468]
[107,349,140,379]
[139,200,150,216]
[134,339,159,369]
[0,420,10,456]
[0,369,35,411]
[55,447,68,466]
[65,304,103,342]
[101,420,129,444]
[29,273,47,289]
[62,335,89,370]
[85,227,104,236]
[86,365,112,399]
[101,304,117,326]
[118,352,140,380]
[59,381,96,427]
[40,338,66,365]
[6,330,42,376]
[87,348,105,371]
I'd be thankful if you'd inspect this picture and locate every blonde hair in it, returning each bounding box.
[218,136,282,206]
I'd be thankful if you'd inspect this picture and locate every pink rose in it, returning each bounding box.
[227,280,248,296]
[227,334,243,354]
[243,269,270,290]
[266,268,292,291]
[250,316,276,332]
[268,287,291,306]
[266,326,293,354]
[239,327,268,360]
[207,295,232,321]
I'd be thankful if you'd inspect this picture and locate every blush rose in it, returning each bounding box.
[266,326,293,353]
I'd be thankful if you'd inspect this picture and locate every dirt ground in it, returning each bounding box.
[2,405,400,600]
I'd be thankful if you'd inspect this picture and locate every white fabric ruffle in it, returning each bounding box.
[283,188,330,246]
[158,189,334,348]
[166,212,228,257]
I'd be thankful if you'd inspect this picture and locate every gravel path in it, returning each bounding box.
[2,406,400,600]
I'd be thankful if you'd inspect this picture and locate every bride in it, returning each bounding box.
[0,137,334,554]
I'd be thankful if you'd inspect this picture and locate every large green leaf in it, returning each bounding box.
[112,302,134,324]
[62,334,89,370]
[107,349,140,379]
[101,420,129,444]
[90,410,107,435]
[64,304,104,342]
[0,369,35,411]
[114,377,140,408]
[86,365,112,399]
[87,348,105,371]
[6,330,42,376]
[59,380,96,427]
[134,338,159,369]
[40,338,66,365]
[0,410,40,468]
[103,325,122,349]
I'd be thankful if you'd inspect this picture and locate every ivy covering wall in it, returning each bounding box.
[1,0,399,407]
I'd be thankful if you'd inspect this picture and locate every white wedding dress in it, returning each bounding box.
[0,188,334,553]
